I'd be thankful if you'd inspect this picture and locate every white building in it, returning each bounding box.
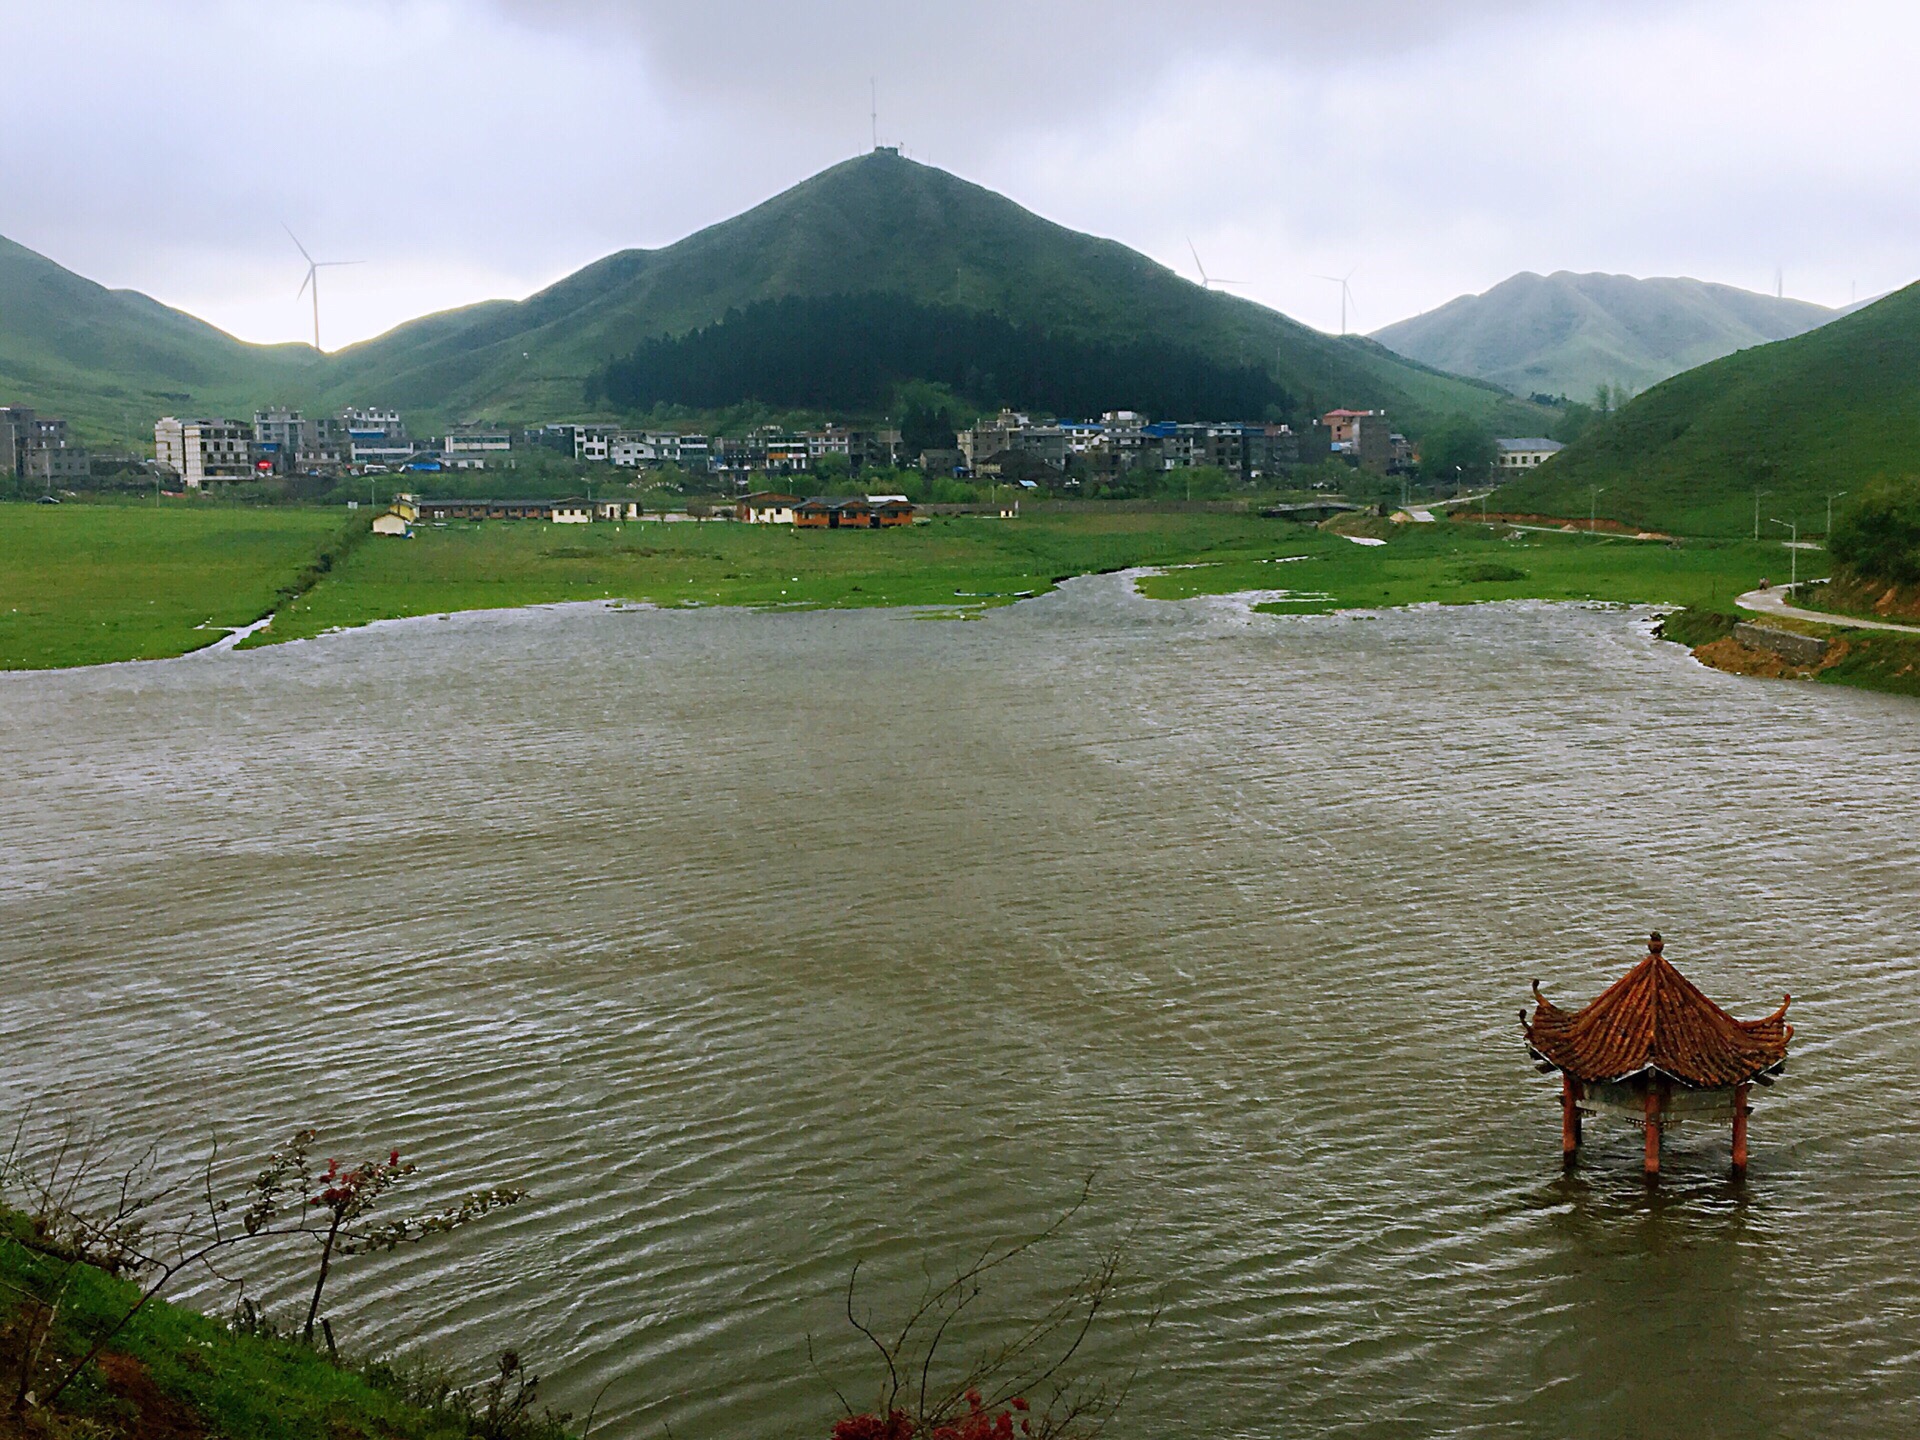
[570,424,617,462]
[155,417,254,488]
[443,430,511,469]
[1494,438,1565,470]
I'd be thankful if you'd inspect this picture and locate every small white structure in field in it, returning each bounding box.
[552,501,593,524]
[371,511,412,537]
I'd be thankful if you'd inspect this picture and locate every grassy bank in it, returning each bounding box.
[253,510,1291,644]
[0,502,345,670]
[1132,521,1774,613]
[0,1213,569,1440]
[1654,603,1920,699]
[11,504,1916,703]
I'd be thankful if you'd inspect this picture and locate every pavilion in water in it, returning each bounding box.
[1522,932,1793,1176]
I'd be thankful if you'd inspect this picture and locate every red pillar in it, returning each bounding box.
[1732,1082,1751,1172]
[1561,1075,1582,1164]
[1643,1083,1663,1177]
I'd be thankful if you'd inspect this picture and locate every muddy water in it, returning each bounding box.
[3,577,1917,1439]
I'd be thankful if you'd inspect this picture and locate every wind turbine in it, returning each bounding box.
[285,225,362,353]
[1188,239,1245,291]
[1315,269,1358,334]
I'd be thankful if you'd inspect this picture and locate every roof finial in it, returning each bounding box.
[1648,931,1664,956]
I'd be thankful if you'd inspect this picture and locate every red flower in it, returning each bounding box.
[832,1411,913,1440]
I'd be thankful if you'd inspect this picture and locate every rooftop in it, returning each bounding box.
[1523,933,1792,1088]
[1495,437,1565,452]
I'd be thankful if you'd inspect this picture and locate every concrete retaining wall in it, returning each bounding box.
[1734,622,1830,667]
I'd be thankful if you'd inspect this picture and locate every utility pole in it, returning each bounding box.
[1770,518,1799,590]
[1827,490,1847,536]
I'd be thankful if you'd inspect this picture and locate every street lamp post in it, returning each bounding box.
[1589,486,1605,537]
[1770,518,1800,591]
[1826,490,1847,536]
[1753,488,1770,541]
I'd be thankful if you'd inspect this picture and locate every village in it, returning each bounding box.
[3,401,1564,494]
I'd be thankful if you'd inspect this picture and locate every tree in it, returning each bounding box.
[1417,422,1498,485]
[0,1120,524,1415]
[814,453,854,486]
[818,1187,1153,1440]
[902,401,958,458]
[1549,401,1599,446]
[1830,478,1920,584]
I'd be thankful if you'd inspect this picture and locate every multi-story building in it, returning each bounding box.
[155,417,253,488]
[1243,424,1302,477]
[252,408,306,473]
[443,429,511,469]
[1,407,87,485]
[764,434,811,472]
[1349,412,1394,474]
[570,424,618,462]
[960,411,1067,473]
[341,407,412,468]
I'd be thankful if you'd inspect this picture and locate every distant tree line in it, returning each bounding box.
[587,293,1293,423]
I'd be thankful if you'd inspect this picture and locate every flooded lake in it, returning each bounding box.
[4,575,1918,1438]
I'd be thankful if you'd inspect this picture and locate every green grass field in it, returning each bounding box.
[255,510,1291,643]
[0,505,1869,700]
[1133,520,1777,613]
[0,502,344,670]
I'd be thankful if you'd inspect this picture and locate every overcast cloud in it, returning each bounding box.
[2,0,1912,348]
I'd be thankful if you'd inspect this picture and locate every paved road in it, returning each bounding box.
[1737,583,1920,635]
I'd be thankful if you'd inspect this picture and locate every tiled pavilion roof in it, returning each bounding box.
[1524,934,1792,1089]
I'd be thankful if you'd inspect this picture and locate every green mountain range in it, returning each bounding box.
[1371,271,1839,402]
[0,234,315,441]
[1492,280,1920,537]
[4,152,1544,444]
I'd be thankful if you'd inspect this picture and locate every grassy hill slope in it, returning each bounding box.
[0,235,313,443]
[3,154,1548,441]
[1372,270,1837,401]
[1490,281,1920,536]
[316,152,1545,434]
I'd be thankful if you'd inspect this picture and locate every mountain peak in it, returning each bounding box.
[1372,270,1840,398]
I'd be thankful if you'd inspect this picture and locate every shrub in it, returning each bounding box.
[1830,478,1920,584]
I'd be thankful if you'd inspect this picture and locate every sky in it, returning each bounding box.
[1,0,1913,350]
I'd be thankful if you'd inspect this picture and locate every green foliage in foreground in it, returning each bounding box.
[0,502,344,669]
[0,1213,569,1440]
[255,510,1294,644]
[1829,478,1920,584]
[1491,281,1920,537]
[1132,522,1776,614]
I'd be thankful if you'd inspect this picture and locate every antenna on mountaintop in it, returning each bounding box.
[1775,265,1783,299]
[871,78,879,150]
